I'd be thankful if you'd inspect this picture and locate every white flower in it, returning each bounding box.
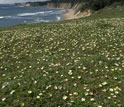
[63,95,67,100]
[114,77,117,80]
[102,89,107,92]
[102,82,108,85]
[83,66,86,70]
[21,103,25,107]
[84,92,88,96]
[98,105,102,107]
[89,92,93,95]
[90,98,95,101]
[2,74,6,77]
[54,86,58,90]
[99,84,102,87]
[78,76,81,79]
[28,91,32,94]
[68,70,73,75]
[115,91,119,94]
[108,97,111,99]
[34,81,37,84]
[39,93,43,96]
[109,88,114,92]
[73,92,78,96]
[49,93,52,97]
[2,86,5,89]
[58,86,62,90]
[2,98,6,101]
[74,83,77,87]
[81,98,85,102]
[36,96,40,99]
[10,90,15,95]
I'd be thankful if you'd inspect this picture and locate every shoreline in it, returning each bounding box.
[60,9,92,20]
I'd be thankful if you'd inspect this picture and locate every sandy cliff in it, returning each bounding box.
[44,3,92,20]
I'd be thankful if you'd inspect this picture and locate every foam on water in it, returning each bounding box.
[0,16,14,19]
[0,16,4,19]
[56,16,61,20]
[18,11,53,17]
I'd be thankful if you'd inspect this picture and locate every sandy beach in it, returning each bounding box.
[61,9,92,20]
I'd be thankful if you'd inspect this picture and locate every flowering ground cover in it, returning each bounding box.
[0,9,124,106]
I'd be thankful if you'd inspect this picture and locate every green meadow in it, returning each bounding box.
[0,6,124,107]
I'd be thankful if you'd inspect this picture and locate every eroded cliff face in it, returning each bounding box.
[15,3,31,7]
[44,3,83,11]
[45,3,92,19]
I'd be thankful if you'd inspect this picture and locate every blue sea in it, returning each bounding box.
[0,4,65,28]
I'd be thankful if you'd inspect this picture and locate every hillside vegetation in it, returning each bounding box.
[0,5,124,106]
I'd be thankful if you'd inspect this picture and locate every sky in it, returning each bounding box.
[0,0,47,4]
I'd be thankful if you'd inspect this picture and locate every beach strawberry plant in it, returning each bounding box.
[0,14,124,106]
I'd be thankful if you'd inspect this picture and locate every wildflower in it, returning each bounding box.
[39,93,43,96]
[10,90,15,95]
[102,89,107,92]
[109,88,114,92]
[90,98,95,101]
[83,66,86,70]
[108,97,111,99]
[84,92,88,96]
[68,70,73,75]
[69,93,73,97]
[78,76,81,79]
[56,71,59,73]
[114,77,117,80]
[115,91,119,94]
[63,95,67,100]
[58,86,62,90]
[99,84,102,87]
[86,89,90,92]
[73,92,78,96]
[34,81,37,84]
[54,86,58,90]
[2,74,6,77]
[89,92,93,95]
[21,103,25,107]
[118,104,121,107]
[28,91,32,94]
[102,82,108,85]
[2,86,5,89]
[98,105,102,107]
[74,83,77,87]
[49,93,52,97]
[2,98,6,101]
[81,98,85,102]
[36,96,40,99]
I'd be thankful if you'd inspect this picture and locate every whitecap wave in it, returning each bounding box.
[18,11,53,17]
[0,16,4,19]
[56,16,61,20]
[0,16,19,19]
[0,16,13,19]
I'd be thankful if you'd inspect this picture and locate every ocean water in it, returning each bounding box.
[0,4,65,28]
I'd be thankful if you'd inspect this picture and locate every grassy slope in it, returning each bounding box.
[0,6,124,106]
